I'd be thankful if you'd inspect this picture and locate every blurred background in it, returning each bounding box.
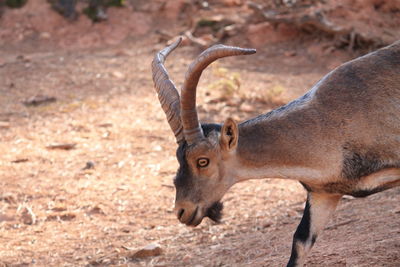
[0,0,399,50]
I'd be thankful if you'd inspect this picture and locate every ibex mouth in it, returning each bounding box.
[178,202,223,227]
[177,206,202,227]
[186,206,200,226]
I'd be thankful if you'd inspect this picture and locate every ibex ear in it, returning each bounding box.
[220,117,239,151]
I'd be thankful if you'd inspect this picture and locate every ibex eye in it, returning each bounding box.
[197,158,209,168]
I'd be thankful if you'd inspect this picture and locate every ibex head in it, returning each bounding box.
[152,38,256,226]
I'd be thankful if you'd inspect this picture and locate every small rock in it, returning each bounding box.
[46,143,76,150]
[284,50,297,57]
[86,206,106,216]
[153,145,162,152]
[19,206,36,225]
[182,254,192,263]
[263,222,272,228]
[98,123,113,128]
[82,161,95,170]
[46,212,76,222]
[11,158,29,163]
[16,54,31,62]
[129,243,163,259]
[51,206,67,212]
[0,194,16,204]
[102,131,111,139]
[40,32,51,39]
[120,227,131,233]
[22,95,57,107]
[117,161,125,168]
[112,71,125,79]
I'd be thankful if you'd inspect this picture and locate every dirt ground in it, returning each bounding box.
[0,1,399,267]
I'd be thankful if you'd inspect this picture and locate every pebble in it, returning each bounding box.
[20,206,36,225]
[112,71,125,79]
[129,243,163,259]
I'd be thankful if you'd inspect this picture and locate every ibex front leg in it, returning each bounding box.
[287,192,342,267]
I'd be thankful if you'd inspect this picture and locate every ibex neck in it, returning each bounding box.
[232,94,336,183]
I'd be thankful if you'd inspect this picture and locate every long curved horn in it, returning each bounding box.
[152,38,184,144]
[181,45,256,144]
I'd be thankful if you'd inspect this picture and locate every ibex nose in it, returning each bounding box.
[177,208,185,220]
[174,201,201,226]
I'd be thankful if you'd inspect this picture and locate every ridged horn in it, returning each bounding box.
[180,44,256,144]
[151,37,184,144]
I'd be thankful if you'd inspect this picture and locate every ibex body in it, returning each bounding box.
[152,38,400,266]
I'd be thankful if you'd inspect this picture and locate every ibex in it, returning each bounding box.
[151,38,400,266]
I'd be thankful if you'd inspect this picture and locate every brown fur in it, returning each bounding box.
[154,40,400,267]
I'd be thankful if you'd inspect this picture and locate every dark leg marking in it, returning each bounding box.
[287,244,299,267]
[287,193,341,267]
[293,200,311,243]
[287,198,314,267]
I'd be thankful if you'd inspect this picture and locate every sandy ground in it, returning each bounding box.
[0,3,399,266]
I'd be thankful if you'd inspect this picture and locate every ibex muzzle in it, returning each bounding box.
[151,38,400,266]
